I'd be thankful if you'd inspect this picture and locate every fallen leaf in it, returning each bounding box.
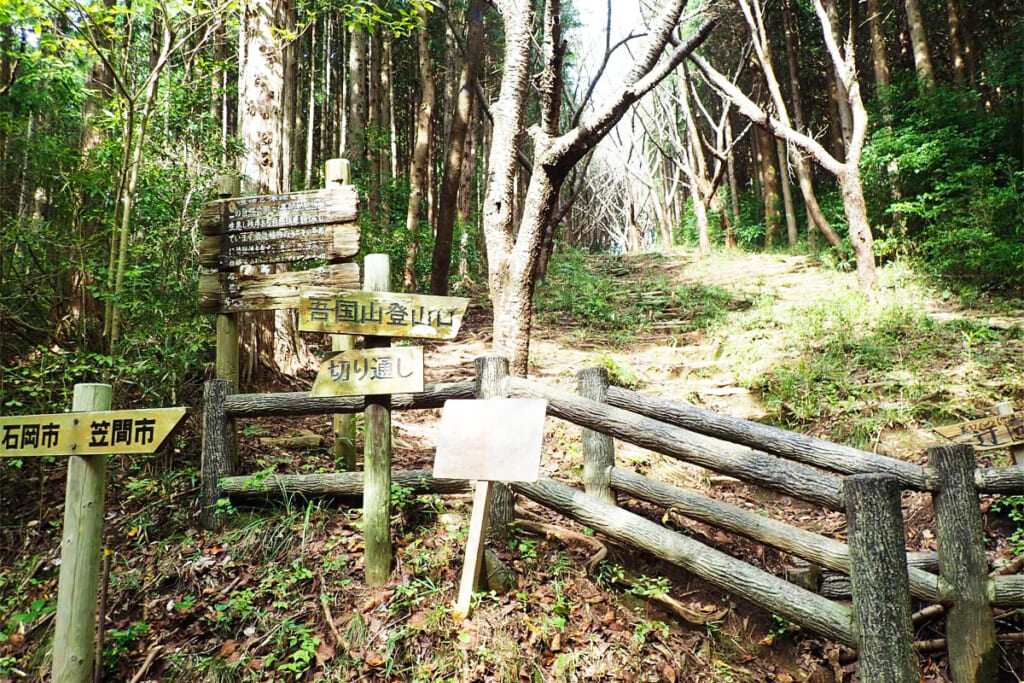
[315,639,335,666]
[219,640,237,657]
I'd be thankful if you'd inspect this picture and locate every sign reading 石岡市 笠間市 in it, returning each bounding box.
[0,408,186,458]
[311,347,424,397]
[297,289,469,340]
[933,410,1024,451]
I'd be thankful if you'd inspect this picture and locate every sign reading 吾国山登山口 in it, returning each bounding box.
[298,289,469,340]
[0,408,186,458]
[311,347,424,397]
[933,410,1024,451]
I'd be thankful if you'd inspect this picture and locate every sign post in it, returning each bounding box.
[0,385,186,682]
[433,397,548,620]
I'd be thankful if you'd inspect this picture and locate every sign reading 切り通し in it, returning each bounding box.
[0,408,186,458]
[311,347,424,397]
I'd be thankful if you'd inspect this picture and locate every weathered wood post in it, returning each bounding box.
[325,158,357,470]
[929,444,998,682]
[214,174,241,390]
[53,383,111,683]
[844,474,918,682]
[201,379,236,530]
[363,253,393,586]
[994,401,1024,466]
[578,367,616,505]
[478,356,514,539]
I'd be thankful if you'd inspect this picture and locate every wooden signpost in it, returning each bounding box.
[934,410,1024,452]
[297,289,469,339]
[199,262,360,314]
[311,346,424,397]
[10,385,186,682]
[1,408,185,458]
[433,398,548,620]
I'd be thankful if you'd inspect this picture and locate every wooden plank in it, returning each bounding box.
[222,381,476,417]
[199,186,359,235]
[200,222,360,270]
[311,346,424,397]
[298,288,469,339]
[433,399,547,483]
[454,481,494,621]
[1,407,186,458]
[199,263,360,313]
[934,410,1024,451]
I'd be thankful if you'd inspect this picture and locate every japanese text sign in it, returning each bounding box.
[934,410,1024,451]
[298,289,469,340]
[311,347,424,397]
[433,399,547,482]
[0,408,186,458]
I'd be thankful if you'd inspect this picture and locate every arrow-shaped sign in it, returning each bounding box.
[0,408,187,458]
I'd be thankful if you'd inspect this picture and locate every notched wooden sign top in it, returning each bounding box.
[298,289,469,340]
[934,410,1024,451]
[311,347,424,397]
[432,399,547,482]
[1,408,187,457]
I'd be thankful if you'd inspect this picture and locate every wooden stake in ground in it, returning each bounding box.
[53,383,111,683]
[363,253,393,587]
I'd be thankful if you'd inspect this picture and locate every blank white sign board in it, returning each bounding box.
[433,398,547,483]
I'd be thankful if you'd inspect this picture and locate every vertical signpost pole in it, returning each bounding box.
[363,253,392,586]
[325,158,357,470]
[53,383,111,683]
[214,174,240,391]
[994,401,1024,466]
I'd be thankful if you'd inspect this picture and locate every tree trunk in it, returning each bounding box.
[945,0,967,85]
[303,21,316,188]
[725,117,740,247]
[903,0,935,91]
[431,0,485,295]
[366,29,381,214]
[403,7,435,291]
[757,125,780,247]
[345,26,366,162]
[823,0,853,145]
[280,0,296,193]
[780,0,841,246]
[380,33,394,181]
[866,0,891,93]
[776,138,798,247]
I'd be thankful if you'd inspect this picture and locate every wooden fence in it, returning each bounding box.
[201,356,1024,682]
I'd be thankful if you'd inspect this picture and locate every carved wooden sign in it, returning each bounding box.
[934,411,1024,451]
[432,399,547,482]
[298,289,469,340]
[311,347,424,397]
[199,263,360,313]
[1,408,186,458]
[199,186,360,271]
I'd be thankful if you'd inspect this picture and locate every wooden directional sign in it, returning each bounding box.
[199,186,360,270]
[298,289,469,340]
[433,399,547,482]
[200,186,359,235]
[199,262,360,313]
[311,347,424,397]
[0,408,186,458]
[934,410,1024,451]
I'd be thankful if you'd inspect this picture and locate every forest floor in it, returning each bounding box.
[1,247,1023,682]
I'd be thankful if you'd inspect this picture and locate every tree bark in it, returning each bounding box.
[776,138,797,247]
[903,0,935,91]
[431,0,485,295]
[402,7,435,291]
[866,0,891,94]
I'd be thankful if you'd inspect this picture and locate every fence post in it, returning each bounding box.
[477,356,513,540]
[53,383,111,683]
[325,159,357,470]
[201,379,236,530]
[214,174,240,391]
[844,474,918,682]
[363,253,392,586]
[578,367,616,505]
[929,444,998,682]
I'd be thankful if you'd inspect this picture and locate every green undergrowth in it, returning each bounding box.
[536,246,746,344]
